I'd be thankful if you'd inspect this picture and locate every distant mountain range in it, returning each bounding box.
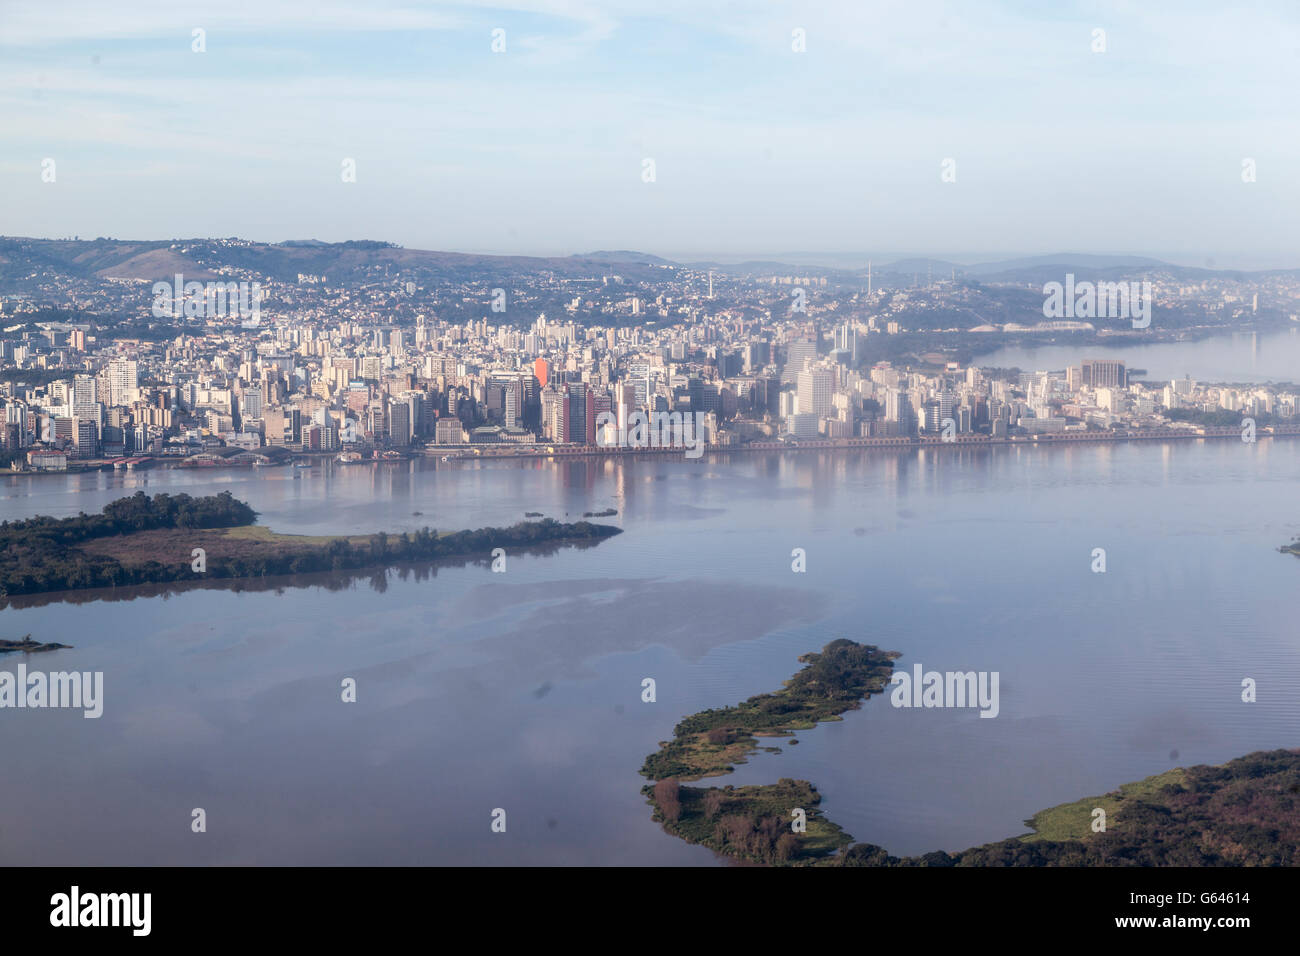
[958,253,1170,275]
[0,237,1291,290]
[577,250,677,266]
[0,238,677,287]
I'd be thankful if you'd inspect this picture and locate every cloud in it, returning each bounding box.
[3,0,1298,257]
[0,0,464,44]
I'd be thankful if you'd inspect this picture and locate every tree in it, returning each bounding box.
[775,832,800,862]
[653,778,681,822]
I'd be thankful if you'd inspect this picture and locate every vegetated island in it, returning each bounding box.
[640,639,900,863]
[0,490,621,601]
[642,639,1300,866]
[0,635,72,653]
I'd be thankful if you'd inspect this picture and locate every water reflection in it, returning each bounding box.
[0,536,614,612]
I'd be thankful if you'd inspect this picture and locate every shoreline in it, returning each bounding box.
[4,424,1293,479]
[432,423,1300,463]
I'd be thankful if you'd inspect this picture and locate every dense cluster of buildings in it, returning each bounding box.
[1,256,1297,471]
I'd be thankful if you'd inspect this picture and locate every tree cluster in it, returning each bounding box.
[0,492,620,598]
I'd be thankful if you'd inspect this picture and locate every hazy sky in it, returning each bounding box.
[2,0,1299,267]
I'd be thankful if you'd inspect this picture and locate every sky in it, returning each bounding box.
[2,0,1299,268]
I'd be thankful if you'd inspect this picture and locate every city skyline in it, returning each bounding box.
[4,232,1296,473]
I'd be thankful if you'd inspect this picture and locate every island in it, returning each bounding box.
[0,635,72,653]
[0,490,622,600]
[836,749,1300,867]
[639,639,899,863]
[642,639,1300,866]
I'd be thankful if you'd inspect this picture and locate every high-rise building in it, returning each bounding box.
[782,340,817,383]
[886,388,914,435]
[105,360,139,406]
[937,392,954,426]
[561,384,588,444]
[833,323,857,362]
[72,418,98,458]
[922,401,943,434]
[285,408,302,445]
[615,383,636,433]
[388,400,411,445]
[797,367,833,419]
[957,405,972,433]
[548,391,568,443]
[72,374,98,420]
[504,380,521,429]
[627,363,654,406]
[588,389,611,444]
[240,385,264,421]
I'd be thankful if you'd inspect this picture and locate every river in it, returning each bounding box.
[1,434,1299,863]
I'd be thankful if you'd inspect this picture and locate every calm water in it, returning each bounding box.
[2,438,1300,864]
[979,327,1300,383]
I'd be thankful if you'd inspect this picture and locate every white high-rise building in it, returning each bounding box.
[628,363,653,406]
[72,374,101,427]
[241,385,264,421]
[106,360,139,406]
[72,374,97,412]
[797,367,833,419]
